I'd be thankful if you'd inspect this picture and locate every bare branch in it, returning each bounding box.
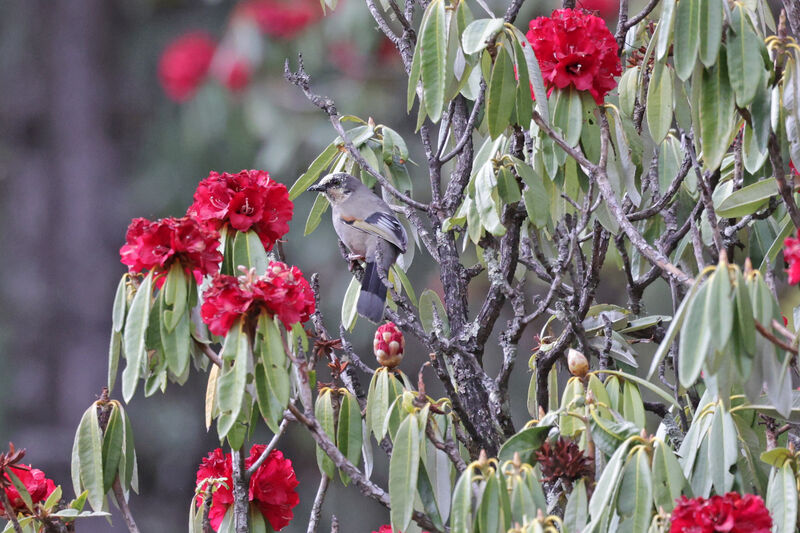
[306,475,330,533]
[284,56,429,212]
[112,478,141,533]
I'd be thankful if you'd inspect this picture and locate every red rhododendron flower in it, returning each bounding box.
[201,262,315,335]
[235,0,321,40]
[119,216,222,286]
[246,446,299,530]
[196,446,299,531]
[158,32,216,102]
[784,230,800,284]
[0,466,57,518]
[526,9,622,104]
[187,169,293,252]
[669,493,772,533]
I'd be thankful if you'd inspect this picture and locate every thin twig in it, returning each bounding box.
[284,56,428,211]
[0,489,23,533]
[246,417,291,478]
[197,341,222,367]
[755,320,799,355]
[112,478,141,533]
[306,475,330,533]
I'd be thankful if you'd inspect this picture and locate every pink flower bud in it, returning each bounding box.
[374,322,404,368]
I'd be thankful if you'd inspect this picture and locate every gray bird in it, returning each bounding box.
[307,173,408,323]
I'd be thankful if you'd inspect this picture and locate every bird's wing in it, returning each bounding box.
[340,211,408,253]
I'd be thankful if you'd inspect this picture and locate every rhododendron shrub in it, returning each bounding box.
[10,0,800,532]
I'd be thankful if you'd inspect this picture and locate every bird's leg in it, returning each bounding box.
[337,240,365,273]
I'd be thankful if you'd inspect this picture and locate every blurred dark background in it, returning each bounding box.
[0,0,686,531]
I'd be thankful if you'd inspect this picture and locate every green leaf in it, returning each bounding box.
[622,382,646,429]
[727,5,764,107]
[250,505,268,533]
[617,447,653,533]
[461,18,504,54]
[216,319,249,438]
[497,425,552,464]
[304,193,330,236]
[367,369,390,440]
[101,405,124,494]
[766,463,799,533]
[515,159,549,228]
[564,479,588,533]
[416,458,445,532]
[391,265,417,306]
[289,142,339,200]
[487,45,516,139]
[341,276,360,331]
[512,37,533,126]
[160,296,191,379]
[477,473,501,533]
[656,0,677,61]
[315,389,336,478]
[760,448,794,468]
[589,439,631,518]
[162,263,187,331]
[619,66,640,118]
[419,289,450,335]
[336,391,363,485]
[75,404,105,511]
[698,49,735,171]
[652,439,685,512]
[108,329,122,395]
[646,60,674,143]
[451,466,474,533]
[122,272,153,403]
[5,469,33,513]
[390,414,421,532]
[698,0,723,67]
[120,406,136,491]
[254,364,284,433]
[508,26,548,123]
[600,370,681,410]
[707,266,733,352]
[420,0,448,122]
[715,178,777,217]
[673,0,700,80]
[551,86,583,147]
[232,230,268,275]
[407,29,423,112]
[678,279,711,387]
[112,274,127,333]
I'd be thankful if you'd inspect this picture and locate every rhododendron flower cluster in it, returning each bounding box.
[784,230,800,285]
[526,9,622,104]
[119,216,222,285]
[196,446,299,531]
[187,169,293,252]
[0,466,57,518]
[235,0,322,39]
[158,32,216,102]
[201,262,315,335]
[669,492,772,533]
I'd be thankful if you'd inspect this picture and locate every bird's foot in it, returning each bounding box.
[346,254,365,273]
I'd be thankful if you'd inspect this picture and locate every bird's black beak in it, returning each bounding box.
[307,183,325,193]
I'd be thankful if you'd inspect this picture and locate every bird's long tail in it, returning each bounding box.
[358,261,386,323]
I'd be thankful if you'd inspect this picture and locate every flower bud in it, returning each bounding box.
[373,322,404,368]
[567,348,589,378]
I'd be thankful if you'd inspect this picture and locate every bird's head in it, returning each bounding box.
[307,173,360,204]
